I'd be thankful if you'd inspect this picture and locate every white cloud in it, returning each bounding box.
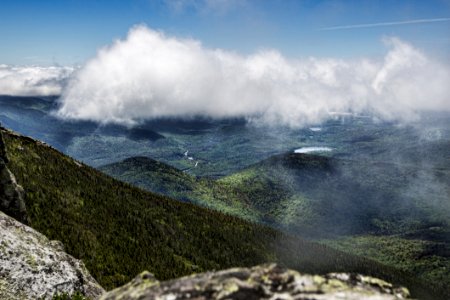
[56,25,450,127]
[0,65,74,96]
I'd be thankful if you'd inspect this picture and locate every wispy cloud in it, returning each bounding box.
[319,17,450,31]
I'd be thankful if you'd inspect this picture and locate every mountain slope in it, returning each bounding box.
[1,126,446,299]
[100,152,450,296]
[100,153,450,236]
[99,156,262,222]
[223,153,450,288]
[222,153,450,234]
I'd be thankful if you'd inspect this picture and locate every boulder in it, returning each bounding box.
[101,264,411,300]
[0,211,105,299]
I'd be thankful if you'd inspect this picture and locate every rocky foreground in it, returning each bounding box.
[0,211,105,299]
[101,264,411,300]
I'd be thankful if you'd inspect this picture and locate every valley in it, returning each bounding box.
[1,96,449,298]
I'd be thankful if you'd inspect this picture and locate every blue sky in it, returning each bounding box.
[1,0,449,65]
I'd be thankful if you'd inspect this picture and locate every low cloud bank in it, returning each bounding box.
[0,65,73,96]
[51,26,449,126]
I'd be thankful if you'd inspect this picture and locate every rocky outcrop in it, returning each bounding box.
[101,264,411,300]
[0,128,7,160]
[0,211,105,299]
[0,129,28,223]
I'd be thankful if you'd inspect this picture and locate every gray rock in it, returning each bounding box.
[100,264,411,300]
[0,161,28,222]
[0,129,28,223]
[0,211,105,299]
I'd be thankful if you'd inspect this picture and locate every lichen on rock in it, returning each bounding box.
[0,211,105,300]
[100,264,412,300]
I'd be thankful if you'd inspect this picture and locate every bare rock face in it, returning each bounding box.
[0,211,105,299]
[101,264,411,300]
[0,129,28,223]
[0,162,27,222]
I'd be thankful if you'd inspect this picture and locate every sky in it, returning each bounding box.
[1,0,449,65]
[0,0,449,127]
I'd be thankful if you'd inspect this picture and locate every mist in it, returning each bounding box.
[55,25,450,127]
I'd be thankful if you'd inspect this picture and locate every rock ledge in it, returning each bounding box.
[101,264,411,300]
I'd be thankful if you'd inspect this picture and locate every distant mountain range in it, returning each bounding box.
[3,95,449,175]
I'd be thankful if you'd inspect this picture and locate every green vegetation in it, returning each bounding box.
[2,128,447,299]
[99,157,262,222]
[322,235,450,290]
[100,152,450,297]
[101,153,450,236]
